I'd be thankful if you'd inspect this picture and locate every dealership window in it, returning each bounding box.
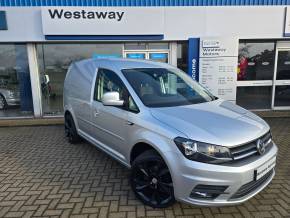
[236,41,275,109]
[0,44,33,117]
[124,43,146,50]
[238,42,275,81]
[148,43,169,50]
[124,42,170,63]
[236,86,272,110]
[124,42,169,51]
[177,42,188,73]
[36,43,123,115]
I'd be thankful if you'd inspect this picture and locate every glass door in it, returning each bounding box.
[123,43,170,64]
[273,49,290,109]
[236,41,275,110]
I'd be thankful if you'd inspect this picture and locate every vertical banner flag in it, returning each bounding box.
[187,38,200,81]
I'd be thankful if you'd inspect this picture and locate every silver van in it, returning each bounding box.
[63,58,277,208]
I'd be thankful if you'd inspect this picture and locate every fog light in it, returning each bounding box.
[190,185,228,200]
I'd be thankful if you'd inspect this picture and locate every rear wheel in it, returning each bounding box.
[64,113,80,144]
[130,150,175,208]
[0,94,7,110]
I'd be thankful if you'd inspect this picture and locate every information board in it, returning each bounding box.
[199,37,238,102]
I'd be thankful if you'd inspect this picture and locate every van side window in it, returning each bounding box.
[94,68,139,113]
[94,69,124,101]
[128,96,139,113]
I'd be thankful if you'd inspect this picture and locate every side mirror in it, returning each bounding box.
[101,91,124,106]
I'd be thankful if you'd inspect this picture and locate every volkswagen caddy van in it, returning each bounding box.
[63,58,277,208]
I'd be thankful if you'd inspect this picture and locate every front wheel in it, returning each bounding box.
[130,150,175,208]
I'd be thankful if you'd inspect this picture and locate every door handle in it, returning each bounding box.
[126,121,134,126]
[94,109,100,117]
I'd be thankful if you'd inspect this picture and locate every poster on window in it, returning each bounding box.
[199,37,238,102]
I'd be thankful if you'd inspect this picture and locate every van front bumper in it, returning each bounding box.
[166,143,278,206]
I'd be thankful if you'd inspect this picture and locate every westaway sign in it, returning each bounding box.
[41,7,164,36]
[48,9,125,21]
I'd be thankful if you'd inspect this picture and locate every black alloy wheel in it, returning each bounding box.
[64,113,80,144]
[131,150,175,208]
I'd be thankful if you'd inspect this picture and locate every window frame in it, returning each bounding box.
[93,68,139,113]
[272,44,290,110]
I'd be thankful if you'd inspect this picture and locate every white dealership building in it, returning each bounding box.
[0,0,290,118]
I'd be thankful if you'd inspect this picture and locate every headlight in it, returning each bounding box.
[8,90,19,98]
[8,91,15,98]
[174,137,233,164]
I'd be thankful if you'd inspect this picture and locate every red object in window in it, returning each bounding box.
[238,56,248,80]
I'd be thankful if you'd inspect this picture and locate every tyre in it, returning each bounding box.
[130,150,175,208]
[0,94,7,110]
[64,113,80,144]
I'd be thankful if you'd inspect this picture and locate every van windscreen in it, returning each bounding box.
[122,68,215,107]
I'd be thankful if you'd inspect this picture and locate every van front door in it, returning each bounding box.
[90,68,129,163]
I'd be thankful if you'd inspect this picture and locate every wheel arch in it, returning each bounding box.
[64,110,71,118]
[130,142,157,164]
[64,106,79,130]
[129,139,175,176]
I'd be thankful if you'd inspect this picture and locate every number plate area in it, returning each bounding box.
[255,156,276,181]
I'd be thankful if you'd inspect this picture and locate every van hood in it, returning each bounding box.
[150,99,269,147]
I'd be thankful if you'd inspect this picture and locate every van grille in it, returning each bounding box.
[230,132,273,161]
[230,169,274,200]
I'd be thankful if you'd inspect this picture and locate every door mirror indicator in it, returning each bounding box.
[101,92,124,106]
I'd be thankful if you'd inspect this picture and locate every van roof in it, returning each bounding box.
[74,58,174,70]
